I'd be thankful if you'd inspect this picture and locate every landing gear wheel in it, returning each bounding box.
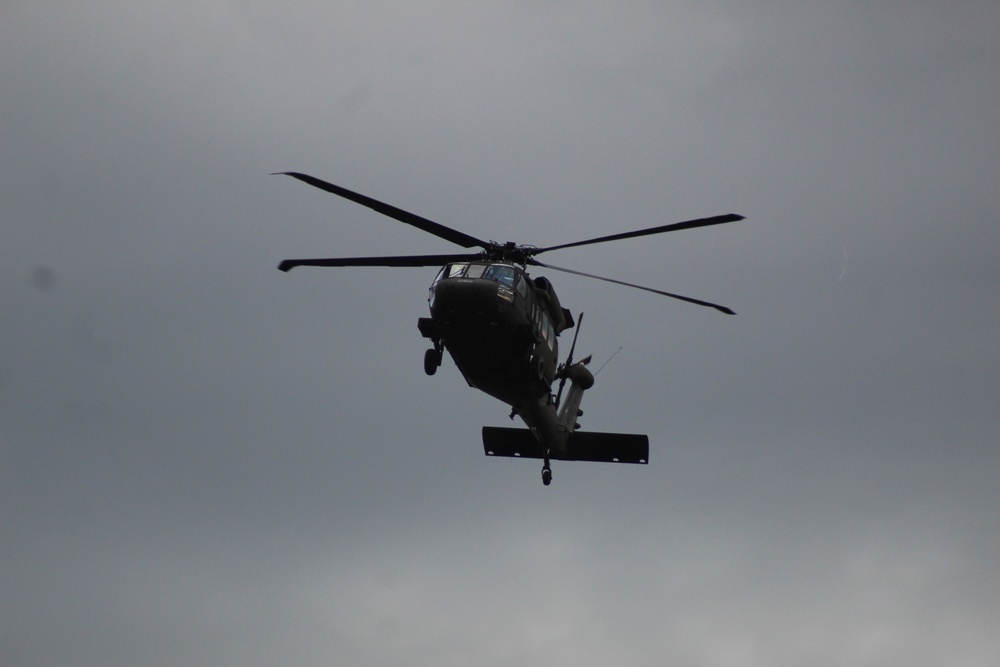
[424,348,441,376]
[541,450,553,486]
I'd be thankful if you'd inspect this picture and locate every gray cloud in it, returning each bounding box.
[2,2,998,665]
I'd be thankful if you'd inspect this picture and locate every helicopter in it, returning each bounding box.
[276,171,744,485]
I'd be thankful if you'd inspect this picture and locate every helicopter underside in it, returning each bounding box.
[446,326,540,402]
[418,318,551,409]
[419,278,554,409]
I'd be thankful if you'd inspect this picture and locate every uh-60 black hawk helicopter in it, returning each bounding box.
[276,172,744,485]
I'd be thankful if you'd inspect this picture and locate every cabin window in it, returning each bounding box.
[539,311,555,350]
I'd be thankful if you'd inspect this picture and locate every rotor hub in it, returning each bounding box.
[483,241,540,266]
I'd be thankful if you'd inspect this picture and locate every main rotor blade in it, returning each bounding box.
[275,172,489,249]
[534,213,744,255]
[528,259,735,314]
[279,253,482,272]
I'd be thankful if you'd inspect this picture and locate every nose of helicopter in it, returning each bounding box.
[430,278,503,317]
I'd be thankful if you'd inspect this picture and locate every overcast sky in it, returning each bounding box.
[3,2,999,666]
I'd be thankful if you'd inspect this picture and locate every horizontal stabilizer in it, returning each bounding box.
[482,426,649,464]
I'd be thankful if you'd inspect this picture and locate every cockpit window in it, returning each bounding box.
[441,263,518,286]
[515,274,527,297]
[465,264,487,279]
[483,265,515,287]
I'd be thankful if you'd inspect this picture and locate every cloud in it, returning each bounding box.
[2,2,999,665]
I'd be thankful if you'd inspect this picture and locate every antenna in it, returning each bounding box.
[594,346,623,377]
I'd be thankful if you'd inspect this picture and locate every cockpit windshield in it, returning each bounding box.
[438,263,516,287]
[465,264,487,279]
[483,265,515,287]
